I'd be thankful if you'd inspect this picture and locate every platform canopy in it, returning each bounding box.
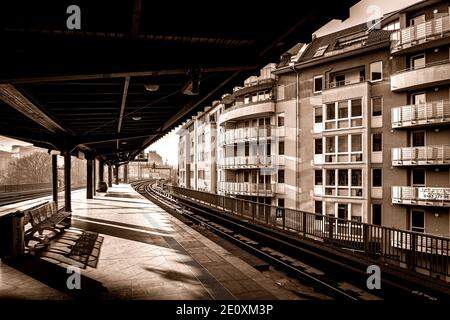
[0,0,357,164]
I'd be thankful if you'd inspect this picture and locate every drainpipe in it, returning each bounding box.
[291,64,300,210]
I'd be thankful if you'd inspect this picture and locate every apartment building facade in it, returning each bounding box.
[177,0,450,236]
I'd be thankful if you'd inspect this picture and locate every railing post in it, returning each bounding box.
[363,224,370,254]
[302,211,307,237]
[410,233,417,272]
[328,217,334,243]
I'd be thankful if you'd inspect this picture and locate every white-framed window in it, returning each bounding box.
[324,99,363,130]
[382,20,400,31]
[325,169,362,197]
[278,113,285,127]
[371,97,382,117]
[314,169,323,186]
[324,134,363,163]
[314,106,323,123]
[372,133,382,152]
[411,210,425,233]
[314,138,323,155]
[410,54,425,70]
[370,61,383,82]
[412,169,426,186]
[313,75,323,93]
[372,168,382,187]
[372,204,382,226]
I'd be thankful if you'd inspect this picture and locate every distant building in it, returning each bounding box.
[0,150,11,173]
[147,151,163,166]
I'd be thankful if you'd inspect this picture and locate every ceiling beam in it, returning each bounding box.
[0,84,69,134]
[75,133,157,145]
[117,77,130,134]
[0,65,257,84]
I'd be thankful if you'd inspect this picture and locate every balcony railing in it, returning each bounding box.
[392,186,450,207]
[391,14,450,53]
[218,99,275,125]
[218,182,275,196]
[392,145,450,166]
[218,126,276,146]
[391,60,450,92]
[327,76,365,89]
[391,100,450,128]
[218,155,271,168]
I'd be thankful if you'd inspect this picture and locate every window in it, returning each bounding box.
[370,61,383,81]
[411,131,425,147]
[278,114,284,127]
[351,169,362,187]
[382,20,400,31]
[278,141,285,155]
[372,168,382,187]
[278,198,285,208]
[278,170,285,183]
[412,93,426,105]
[314,75,323,93]
[325,99,362,130]
[314,107,323,123]
[314,170,323,185]
[338,204,348,220]
[326,103,335,120]
[411,54,425,70]
[325,169,362,197]
[372,133,382,152]
[338,169,348,186]
[315,201,322,214]
[372,97,382,116]
[411,210,425,233]
[372,204,382,226]
[314,139,323,154]
[325,134,362,163]
[412,169,425,186]
[313,45,328,58]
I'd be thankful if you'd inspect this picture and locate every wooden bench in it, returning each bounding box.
[23,201,70,248]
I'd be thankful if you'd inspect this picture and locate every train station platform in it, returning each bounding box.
[0,184,298,300]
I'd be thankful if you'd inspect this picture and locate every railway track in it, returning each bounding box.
[132,179,383,301]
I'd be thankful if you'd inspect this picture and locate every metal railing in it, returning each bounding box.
[391,14,450,52]
[217,182,275,196]
[218,126,276,146]
[218,155,272,168]
[0,183,52,193]
[169,185,450,278]
[391,100,450,128]
[392,186,450,207]
[392,145,450,165]
[327,76,365,89]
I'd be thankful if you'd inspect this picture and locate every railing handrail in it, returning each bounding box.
[173,184,450,241]
[327,76,365,89]
[220,98,275,117]
[394,59,450,74]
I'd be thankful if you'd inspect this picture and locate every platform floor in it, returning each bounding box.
[1,184,299,300]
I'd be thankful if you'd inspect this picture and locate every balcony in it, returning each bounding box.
[392,186,450,207]
[392,145,450,166]
[391,100,450,128]
[391,60,450,92]
[218,126,274,146]
[322,80,370,104]
[391,14,450,53]
[218,100,275,125]
[218,156,272,169]
[218,182,275,196]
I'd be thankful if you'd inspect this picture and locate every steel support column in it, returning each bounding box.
[124,164,128,184]
[86,157,93,199]
[115,165,119,185]
[63,149,72,213]
[52,154,58,205]
[108,164,113,187]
